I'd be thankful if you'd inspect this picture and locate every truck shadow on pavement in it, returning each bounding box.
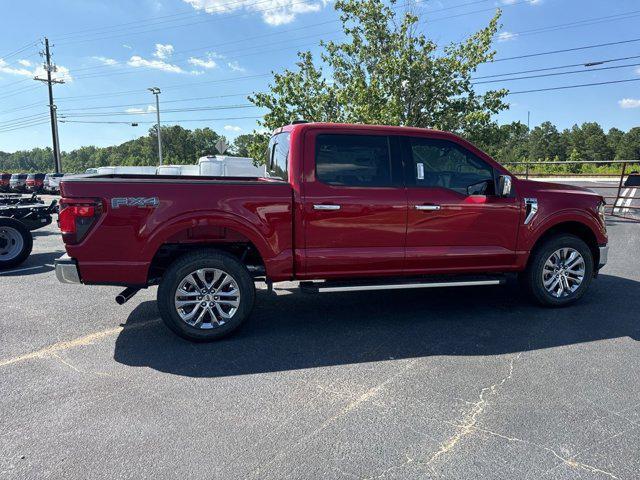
[113,274,640,377]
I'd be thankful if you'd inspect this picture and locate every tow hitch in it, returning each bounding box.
[116,287,140,305]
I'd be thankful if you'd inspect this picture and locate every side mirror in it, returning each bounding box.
[497,175,512,197]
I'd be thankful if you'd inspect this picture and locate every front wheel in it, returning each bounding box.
[0,218,33,270]
[522,234,594,307]
[157,250,256,342]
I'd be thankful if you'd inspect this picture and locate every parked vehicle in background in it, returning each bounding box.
[26,173,46,192]
[85,168,98,174]
[0,173,11,192]
[198,156,267,177]
[96,166,157,175]
[55,122,608,342]
[44,173,64,193]
[9,173,28,192]
[156,165,200,176]
[624,172,640,187]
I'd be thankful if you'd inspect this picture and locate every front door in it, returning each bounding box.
[403,135,520,274]
[300,131,407,279]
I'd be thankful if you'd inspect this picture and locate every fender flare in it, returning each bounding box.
[141,209,275,266]
[524,208,602,252]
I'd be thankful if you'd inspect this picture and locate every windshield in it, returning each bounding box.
[267,131,290,181]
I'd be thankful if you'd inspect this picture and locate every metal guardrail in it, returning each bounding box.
[502,160,640,220]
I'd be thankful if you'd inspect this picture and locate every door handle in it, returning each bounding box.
[313,204,341,211]
[415,205,441,211]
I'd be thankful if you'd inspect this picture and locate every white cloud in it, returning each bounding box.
[182,0,330,25]
[125,105,157,114]
[153,43,174,59]
[128,55,185,73]
[619,98,640,109]
[188,56,217,69]
[224,125,243,132]
[227,60,245,72]
[498,31,518,42]
[501,0,540,4]
[17,59,31,67]
[34,64,73,82]
[92,56,118,66]
[0,59,32,77]
[122,44,133,50]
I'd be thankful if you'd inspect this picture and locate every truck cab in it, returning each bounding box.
[55,122,608,341]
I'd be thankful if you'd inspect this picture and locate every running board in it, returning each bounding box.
[299,276,505,294]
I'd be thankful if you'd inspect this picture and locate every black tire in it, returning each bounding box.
[522,234,594,307]
[0,217,33,270]
[157,249,256,342]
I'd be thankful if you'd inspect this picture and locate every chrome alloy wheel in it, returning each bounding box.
[542,247,586,298]
[174,268,241,329]
[0,226,24,261]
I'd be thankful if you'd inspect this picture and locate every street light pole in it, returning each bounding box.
[148,87,162,165]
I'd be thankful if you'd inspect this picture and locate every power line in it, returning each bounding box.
[0,41,38,61]
[507,77,640,95]
[59,104,258,117]
[474,54,640,79]
[53,93,253,112]
[475,61,640,85]
[59,115,262,124]
[493,37,640,62]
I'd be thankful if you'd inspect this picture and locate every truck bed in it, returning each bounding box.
[60,174,294,286]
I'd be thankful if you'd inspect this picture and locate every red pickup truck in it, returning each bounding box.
[55,122,608,341]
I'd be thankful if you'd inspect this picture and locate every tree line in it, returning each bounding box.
[1,121,639,174]
[0,126,258,173]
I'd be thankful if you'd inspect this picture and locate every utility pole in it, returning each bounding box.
[34,37,64,174]
[527,111,531,131]
[148,87,163,165]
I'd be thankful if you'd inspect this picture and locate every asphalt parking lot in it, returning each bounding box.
[1,193,640,479]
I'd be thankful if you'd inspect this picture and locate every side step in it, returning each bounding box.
[299,275,506,294]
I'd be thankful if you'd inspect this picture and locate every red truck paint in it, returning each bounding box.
[58,123,607,287]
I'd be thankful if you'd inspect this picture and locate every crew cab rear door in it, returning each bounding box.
[300,129,407,279]
[402,135,520,273]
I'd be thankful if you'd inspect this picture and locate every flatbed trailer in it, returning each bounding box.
[0,200,57,231]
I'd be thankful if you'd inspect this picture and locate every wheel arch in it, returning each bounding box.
[143,211,273,283]
[527,220,600,269]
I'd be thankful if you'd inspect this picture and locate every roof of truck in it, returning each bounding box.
[277,122,454,137]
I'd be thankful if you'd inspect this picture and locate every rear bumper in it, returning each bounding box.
[598,245,608,269]
[55,254,81,284]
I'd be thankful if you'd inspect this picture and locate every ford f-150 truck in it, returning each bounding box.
[55,122,608,341]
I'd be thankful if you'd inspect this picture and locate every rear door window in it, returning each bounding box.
[315,134,392,187]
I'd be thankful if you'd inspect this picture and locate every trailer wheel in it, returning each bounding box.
[157,249,256,342]
[0,218,33,270]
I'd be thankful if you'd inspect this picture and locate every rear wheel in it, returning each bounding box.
[0,218,33,270]
[157,250,255,341]
[522,234,593,307]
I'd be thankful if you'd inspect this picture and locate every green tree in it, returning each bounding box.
[528,121,565,161]
[232,133,261,157]
[616,127,640,161]
[249,0,508,159]
[607,127,624,157]
[566,122,613,162]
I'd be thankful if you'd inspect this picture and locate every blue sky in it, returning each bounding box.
[0,0,639,153]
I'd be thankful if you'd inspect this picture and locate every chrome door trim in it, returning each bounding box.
[313,204,341,211]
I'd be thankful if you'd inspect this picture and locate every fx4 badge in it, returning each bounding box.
[111,197,159,209]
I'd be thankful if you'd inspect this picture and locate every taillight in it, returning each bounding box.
[58,198,103,244]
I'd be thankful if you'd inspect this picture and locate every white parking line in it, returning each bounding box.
[614,188,630,214]
[623,188,637,213]
[0,265,45,275]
